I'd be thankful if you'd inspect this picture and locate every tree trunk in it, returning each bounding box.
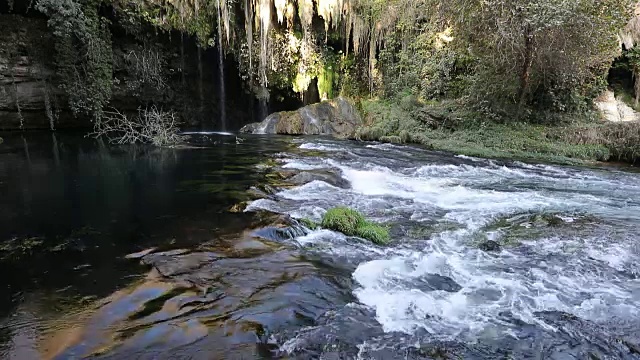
[634,67,640,108]
[516,28,534,120]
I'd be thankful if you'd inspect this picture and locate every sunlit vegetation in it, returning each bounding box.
[17,0,640,158]
[321,207,390,245]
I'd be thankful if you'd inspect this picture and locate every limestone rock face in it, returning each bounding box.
[240,97,363,138]
[595,90,640,122]
[0,55,74,130]
[0,15,82,130]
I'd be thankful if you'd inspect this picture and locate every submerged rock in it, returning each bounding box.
[142,251,220,277]
[240,97,362,138]
[249,213,309,242]
[288,170,350,189]
[247,184,279,200]
[479,240,502,252]
[409,274,462,293]
[228,201,249,213]
[124,247,158,259]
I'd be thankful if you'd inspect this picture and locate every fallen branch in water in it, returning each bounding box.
[91,106,188,147]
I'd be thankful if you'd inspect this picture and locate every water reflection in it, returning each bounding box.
[0,132,293,359]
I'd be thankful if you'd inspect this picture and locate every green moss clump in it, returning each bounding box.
[299,218,319,230]
[321,207,390,245]
[321,207,366,234]
[355,223,391,245]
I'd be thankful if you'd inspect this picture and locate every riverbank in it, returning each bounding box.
[355,99,640,165]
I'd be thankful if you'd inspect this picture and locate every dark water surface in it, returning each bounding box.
[1,133,640,359]
[0,132,297,358]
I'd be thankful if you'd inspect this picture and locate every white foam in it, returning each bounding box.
[281,161,326,170]
[181,131,235,136]
[248,140,640,342]
[279,181,344,201]
[244,198,279,213]
[299,143,345,152]
[455,154,485,162]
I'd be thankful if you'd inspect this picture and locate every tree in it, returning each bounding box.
[444,0,635,118]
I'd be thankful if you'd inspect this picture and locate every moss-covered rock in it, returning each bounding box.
[240,97,363,138]
[321,207,366,234]
[355,223,391,245]
[298,218,319,230]
[321,207,390,245]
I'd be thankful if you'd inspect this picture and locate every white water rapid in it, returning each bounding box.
[247,138,640,358]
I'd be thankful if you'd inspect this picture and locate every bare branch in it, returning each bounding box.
[90,106,188,147]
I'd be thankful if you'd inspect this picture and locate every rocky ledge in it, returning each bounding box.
[240,97,362,138]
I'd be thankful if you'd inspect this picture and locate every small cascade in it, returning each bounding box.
[257,0,271,92]
[259,96,269,121]
[197,46,204,114]
[256,0,272,121]
[216,0,227,131]
[180,33,186,85]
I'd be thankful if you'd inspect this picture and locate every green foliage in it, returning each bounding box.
[350,0,633,120]
[299,218,319,230]
[36,0,113,121]
[557,122,640,163]
[321,207,390,245]
[317,53,338,99]
[444,0,634,116]
[354,223,391,245]
[357,99,615,164]
[114,0,216,46]
[337,54,370,98]
[25,0,637,138]
[625,47,640,70]
[321,207,366,234]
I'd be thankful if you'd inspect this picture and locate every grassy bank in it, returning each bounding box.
[355,99,640,165]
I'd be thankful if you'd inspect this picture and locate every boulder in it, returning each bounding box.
[595,90,640,122]
[288,170,351,189]
[479,240,502,252]
[240,97,362,138]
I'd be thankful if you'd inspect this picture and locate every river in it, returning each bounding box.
[1,132,639,359]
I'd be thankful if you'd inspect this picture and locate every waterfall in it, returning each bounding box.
[217,0,227,131]
[197,46,204,116]
[180,33,186,85]
[258,0,270,90]
[244,0,253,74]
[257,0,271,120]
[259,97,269,121]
